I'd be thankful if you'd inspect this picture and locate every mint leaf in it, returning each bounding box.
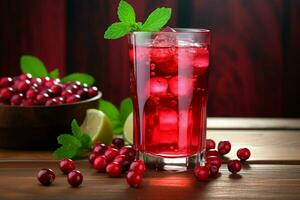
[53,146,78,159]
[141,8,172,32]
[104,22,131,39]
[119,97,133,124]
[20,55,48,77]
[80,133,92,149]
[57,134,82,148]
[118,0,136,24]
[62,73,95,86]
[113,125,124,135]
[71,119,81,139]
[49,68,59,78]
[99,99,120,122]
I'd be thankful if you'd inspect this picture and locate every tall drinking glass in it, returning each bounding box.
[128,29,211,171]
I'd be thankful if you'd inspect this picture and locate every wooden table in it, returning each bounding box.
[0,118,300,200]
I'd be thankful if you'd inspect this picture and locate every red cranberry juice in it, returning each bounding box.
[129,45,209,158]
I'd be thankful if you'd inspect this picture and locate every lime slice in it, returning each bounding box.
[80,109,113,145]
[124,112,133,144]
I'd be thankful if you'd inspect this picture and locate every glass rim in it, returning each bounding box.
[131,28,210,34]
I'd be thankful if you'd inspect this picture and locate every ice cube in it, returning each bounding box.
[193,48,209,75]
[152,27,177,47]
[168,76,194,96]
[158,108,178,132]
[147,77,168,97]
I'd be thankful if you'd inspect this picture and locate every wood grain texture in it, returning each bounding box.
[0,162,299,200]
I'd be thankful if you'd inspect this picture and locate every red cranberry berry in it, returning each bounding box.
[92,143,108,155]
[88,86,98,97]
[19,73,32,80]
[67,170,83,187]
[227,159,242,174]
[206,150,219,158]
[45,98,63,106]
[120,146,136,161]
[93,155,108,172]
[20,98,36,106]
[209,164,219,177]
[36,93,50,105]
[218,141,231,155]
[206,139,216,150]
[106,162,122,178]
[113,154,128,166]
[194,166,209,181]
[206,156,222,168]
[44,79,57,88]
[17,80,31,93]
[0,87,14,101]
[88,152,99,164]
[126,171,143,188]
[37,168,55,186]
[26,88,38,99]
[77,88,89,99]
[10,93,24,105]
[66,94,80,103]
[104,147,119,163]
[61,89,73,99]
[237,148,251,161]
[0,77,13,87]
[50,84,63,95]
[129,160,145,174]
[112,138,125,149]
[59,159,76,174]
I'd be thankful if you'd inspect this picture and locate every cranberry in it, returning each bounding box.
[126,171,143,188]
[16,80,31,93]
[67,84,81,93]
[218,141,231,155]
[122,160,131,173]
[50,84,63,95]
[104,147,119,163]
[113,154,128,166]
[194,166,209,181]
[44,79,57,88]
[206,150,219,158]
[19,73,32,80]
[66,94,80,103]
[206,139,216,150]
[93,155,108,172]
[67,170,83,187]
[206,156,222,168]
[59,159,76,174]
[0,87,14,101]
[88,86,98,97]
[237,148,251,161]
[112,138,125,149]
[36,93,50,105]
[129,160,145,174]
[37,168,55,186]
[61,89,73,98]
[26,88,38,99]
[209,164,219,176]
[10,93,24,105]
[0,77,13,87]
[120,146,136,161]
[92,143,108,155]
[32,78,42,86]
[77,88,89,99]
[106,162,122,178]
[20,98,36,106]
[45,98,63,106]
[227,159,242,174]
[88,152,99,164]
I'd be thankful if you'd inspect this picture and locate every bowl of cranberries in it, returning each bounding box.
[0,73,101,149]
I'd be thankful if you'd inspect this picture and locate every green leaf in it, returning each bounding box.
[61,73,95,86]
[49,68,59,78]
[104,22,131,39]
[57,134,82,148]
[80,134,92,149]
[20,55,48,77]
[53,146,78,159]
[118,0,136,24]
[141,8,172,32]
[99,99,120,122]
[71,119,81,139]
[113,125,124,135]
[119,97,133,124]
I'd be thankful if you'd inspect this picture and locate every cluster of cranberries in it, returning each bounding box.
[37,159,83,187]
[90,138,145,188]
[0,73,98,106]
[194,139,251,181]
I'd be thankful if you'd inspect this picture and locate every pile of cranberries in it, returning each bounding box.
[0,73,99,106]
[194,139,251,181]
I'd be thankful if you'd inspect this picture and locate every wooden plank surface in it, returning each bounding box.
[1,129,300,163]
[0,161,299,200]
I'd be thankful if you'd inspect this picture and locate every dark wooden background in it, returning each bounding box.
[0,0,299,117]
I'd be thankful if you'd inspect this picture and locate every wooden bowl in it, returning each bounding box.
[0,92,101,149]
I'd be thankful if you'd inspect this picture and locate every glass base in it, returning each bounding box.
[137,150,206,172]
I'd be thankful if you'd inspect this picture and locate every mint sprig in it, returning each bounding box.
[53,119,92,159]
[20,55,95,86]
[104,0,172,39]
[99,97,133,135]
